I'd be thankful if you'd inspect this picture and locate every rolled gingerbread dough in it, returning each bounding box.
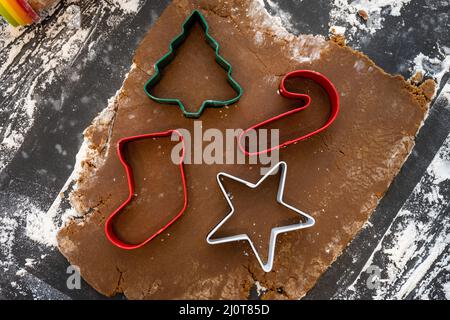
[57,0,435,299]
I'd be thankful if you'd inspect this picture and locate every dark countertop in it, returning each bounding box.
[0,0,449,299]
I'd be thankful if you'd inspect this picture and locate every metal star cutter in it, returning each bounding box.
[206,161,315,272]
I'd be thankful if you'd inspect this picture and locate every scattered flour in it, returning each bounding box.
[110,0,144,14]
[254,31,264,45]
[25,200,59,247]
[254,281,268,295]
[248,0,296,41]
[430,157,450,185]
[329,0,411,37]
[442,82,450,104]
[25,258,36,268]
[0,216,18,270]
[411,46,450,87]
[262,0,296,32]
[329,25,346,36]
[443,282,450,300]
[16,268,27,277]
[0,2,145,279]
[0,194,61,271]
[0,1,145,173]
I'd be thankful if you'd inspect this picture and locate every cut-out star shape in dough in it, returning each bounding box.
[206,161,315,272]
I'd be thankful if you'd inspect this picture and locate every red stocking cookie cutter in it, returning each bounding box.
[105,129,187,250]
[238,70,340,156]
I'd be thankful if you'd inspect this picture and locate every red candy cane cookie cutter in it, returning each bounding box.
[238,70,340,156]
[104,129,187,250]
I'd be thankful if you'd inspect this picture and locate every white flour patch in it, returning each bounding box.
[25,200,59,247]
[0,216,18,270]
[110,0,145,14]
[443,282,450,299]
[430,157,450,185]
[255,281,268,295]
[441,82,450,104]
[0,195,57,271]
[330,25,346,35]
[411,46,450,88]
[353,59,366,73]
[16,268,27,277]
[254,31,264,45]
[25,258,36,268]
[329,0,411,38]
[263,0,295,32]
[248,0,296,41]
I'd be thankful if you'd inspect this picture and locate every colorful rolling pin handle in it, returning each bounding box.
[0,0,41,26]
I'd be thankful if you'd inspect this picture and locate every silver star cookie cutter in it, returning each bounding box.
[206,161,315,272]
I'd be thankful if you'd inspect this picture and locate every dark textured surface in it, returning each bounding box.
[0,0,449,299]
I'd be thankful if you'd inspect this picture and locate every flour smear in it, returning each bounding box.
[411,45,450,88]
[0,0,145,173]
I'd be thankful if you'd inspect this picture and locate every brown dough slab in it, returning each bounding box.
[57,0,435,299]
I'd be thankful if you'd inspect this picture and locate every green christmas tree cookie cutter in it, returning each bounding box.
[144,9,243,118]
